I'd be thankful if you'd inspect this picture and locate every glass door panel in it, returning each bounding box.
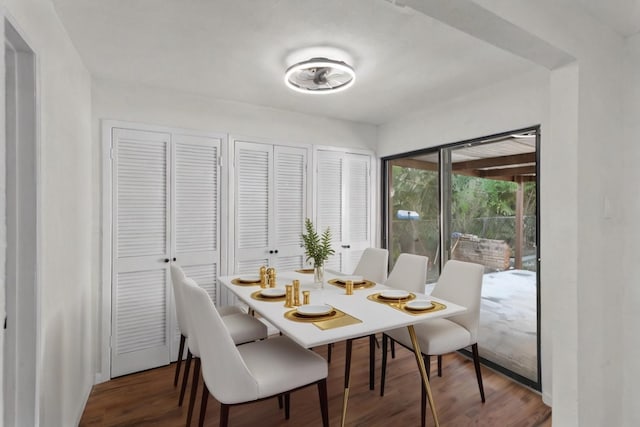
[387,154,441,283]
[445,136,538,384]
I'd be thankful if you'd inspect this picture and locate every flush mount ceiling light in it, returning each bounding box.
[284,57,356,94]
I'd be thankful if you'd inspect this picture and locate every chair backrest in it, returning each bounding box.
[384,253,428,294]
[431,260,485,342]
[170,265,188,337]
[352,248,389,284]
[181,277,259,404]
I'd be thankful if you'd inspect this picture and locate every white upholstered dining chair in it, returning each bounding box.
[385,252,429,294]
[380,259,486,427]
[170,266,268,426]
[352,247,389,284]
[182,277,329,427]
[170,265,245,390]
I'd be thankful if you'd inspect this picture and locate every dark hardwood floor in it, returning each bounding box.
[80,337,551,426]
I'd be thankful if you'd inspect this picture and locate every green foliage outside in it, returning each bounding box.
[390,165,537,273]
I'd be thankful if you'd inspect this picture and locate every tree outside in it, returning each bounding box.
[390,165,537,278]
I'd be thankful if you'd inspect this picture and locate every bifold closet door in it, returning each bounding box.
[111,128,172,377]
[233,141,308,273]
[316,150,372,274]
[171,134,221,360]
[110,128,222,376]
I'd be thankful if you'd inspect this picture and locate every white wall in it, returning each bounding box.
[91,77,378,379]
[378,69,549,157]
[92,78,377,150]
[622,33,640,427]
[2,0,94,425]
[382,1,629,425]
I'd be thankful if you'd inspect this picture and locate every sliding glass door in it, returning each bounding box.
[386,152,441,283]
[383,127,540,389]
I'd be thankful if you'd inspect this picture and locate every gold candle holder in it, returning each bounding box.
[345,280,354,295]
[293,280,300,306]
[259,266,267,289]
[284,284,293,308]
[302,290,310,305]
[267,267,276,288]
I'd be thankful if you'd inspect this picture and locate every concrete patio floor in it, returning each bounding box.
[426,269,538,382]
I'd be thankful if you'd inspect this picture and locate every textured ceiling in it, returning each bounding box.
[51,0,547,125]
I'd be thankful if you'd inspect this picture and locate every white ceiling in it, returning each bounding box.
[50,0,636,126]
[576,0,640,37]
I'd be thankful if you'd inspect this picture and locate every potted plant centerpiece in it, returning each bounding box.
[301,218,335,287]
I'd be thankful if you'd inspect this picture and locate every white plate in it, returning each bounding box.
[260,288,286,298]
[380,290,410,299]
[405,299,433,310]
[237,275,260,283]
[296,304,333,317]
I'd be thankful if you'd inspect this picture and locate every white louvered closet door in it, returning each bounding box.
[234,141,272,273]
[273,145,307,270]
[316,150,345,272]
[316,150,372,274]
[344,153,372,270]
[111,128,171,377]
[171,134,221,360]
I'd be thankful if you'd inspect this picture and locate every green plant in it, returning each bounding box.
[301,218,335,267]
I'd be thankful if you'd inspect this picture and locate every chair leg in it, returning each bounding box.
[380,334,388,397]
[421,380,426,427]
[284,393,290,419]
[179,350,193,406]
[318,379,329,427]
[186,358,200,427]
[369,334,376,390]
[472,343,486,403]
[219,403,229,427]
[174,334,186,387]
[426,354,431,379]
[437,355,442,377]
[198,383,209,427]
[327,343,332,363]
[277,394,283,409]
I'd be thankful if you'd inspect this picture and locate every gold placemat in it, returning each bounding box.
[284,307,362,330]
[250,290,286,302]
[367,293,446,316]
[327,278,376,289]
[295,268,315,274]
[231,278,261,286]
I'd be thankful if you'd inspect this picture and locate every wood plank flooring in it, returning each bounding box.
[80,338,551,426]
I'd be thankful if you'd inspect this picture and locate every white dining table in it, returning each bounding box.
[218,270,466,427]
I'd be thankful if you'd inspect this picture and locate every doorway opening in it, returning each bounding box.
[4,19,39,426]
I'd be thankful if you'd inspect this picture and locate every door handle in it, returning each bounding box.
[341,245,351,249]
[163,258,170,263]
[274,249,278,254]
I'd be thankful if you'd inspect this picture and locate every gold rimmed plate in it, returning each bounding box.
[379,290,411,300]
[296,304,333,317]
[260,288,286,298]
[295,268,315,274]
[236,276,260,284]
[331,275,364,285]
[405,299,434,311]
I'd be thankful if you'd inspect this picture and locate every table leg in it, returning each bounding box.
[407,325,439,427]
[340,339,353,427]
